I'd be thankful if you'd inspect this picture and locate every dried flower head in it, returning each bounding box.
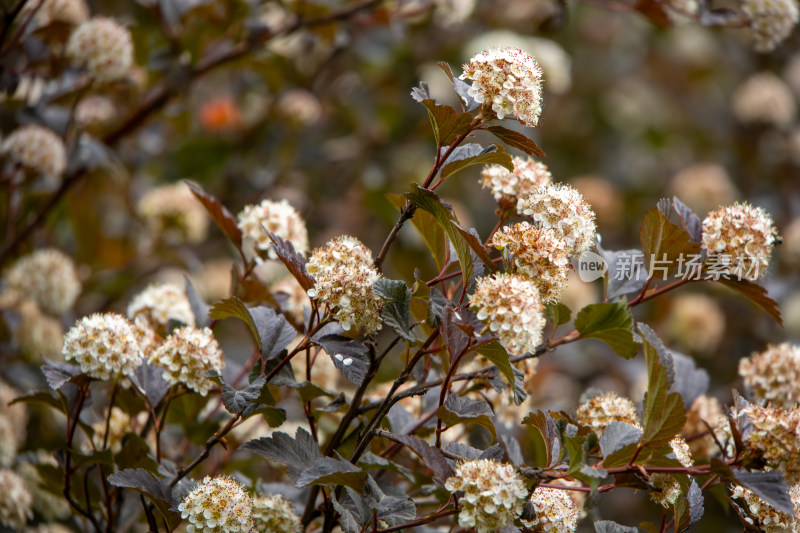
[252,493,301,533]
[127,283,196,332]
[480,156,553,207]
[732,73,796,127]
[3,248,81,315]
[1,125,67,181]
[153,326,224,396]
[701,202,779,281]
[0,470,32,530]
[742,0,799,52]
[461,47,544,126]
[576,391,640,435]
[731,485,799,531]
[740,343,800,408]
[522,486,579,532]
[137,183,209,244]
[668,163,737,216]
[178,475,254,533]
[444,459,528,533]
[24,0,89,27]
[63,313,143,379]
[667,293,725,355]
[237,199,309,260]
[489,222,570,303]
[470,273,546,355]
[682,394,726,458]
[67,17,133,82]
[306,236,383,334]
[738,403,800,483]
[518,183,597,257]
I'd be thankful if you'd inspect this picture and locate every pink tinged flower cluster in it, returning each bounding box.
[152,326,225,396]
[701,202,778,281]
[480,156,553,207]
[518,183,597,257]
[521,486,579,533]
[461,47,544,126]
[739,343,800,408]
[469,273,546,355]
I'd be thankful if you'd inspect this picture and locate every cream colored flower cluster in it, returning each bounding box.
[489,222,570,303]
[518,183,597,257]
[178,476,254,533]
[701,202,779,281]
[480,156,552,206]
[444,459,528,533]
[0,381,26,467]
[742,0,799,52]
[730,485,799,532]
[732,73,796,127]
[127,283,196,332]
[137,183,210,244]
[739,343,800,408]
[469,273,546,355]
[649,437,694,507]
[461,47,544,126]
[252,493,301,533]
[738,404,800,483]
[62,313,143,380]
[0,469,32,530]
[682,394,726,458]
[521,486,579,533]
[24,0,89,27]
[152,326,224,396]
[306,236,383,334]
[237,199,309,260]
[576,391,640,435]
[3,248,81,315]
[1,125,67,181]
[67,17,133,82]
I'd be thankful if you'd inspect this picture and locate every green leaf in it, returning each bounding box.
[440,143,513,180]
[115,433,160,472]
[639,206,701,279]
[209,297,262,350]
[562,424,605,488]
[475,342,526,405]
[675,479,704,532]
[522,411,561,468]
[638,324,686,447]
[10,390,64,413]
[486,125,546,157]
[546,302,572,326]
[73,448,114,469]
[716,278,782,325]
[437,394,497,442]
[209,298,297,359]
[386,193,447,271]
[185,181,242,249]
[574,299,640,359]
[453,223,499,273]
[373,279,417,342]
[406,184,474,287]
[420,100,473,147]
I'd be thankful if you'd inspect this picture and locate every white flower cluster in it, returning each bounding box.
[75,95,116,128]
[127,283,196,332]
[306,236,383,334]
[667,293,725,355]
[24,0,89,27]
[0,469,33,530]
[490,222,570,303]
[742,0,799,52]
[731,485,799,532]
[152,326,224,396]
[3,248,81,315]
[732,73,796,127]
[739,343,800,408]
[461,47,544,126]
[178,476,254,533]
[62,313,143,379]
[67,17,133,82]
[444,459,528,533]
[521,486,579,533]
[649,437,694,507]
[237,199,309,260]
[576,391,640,435]
[137,183,210,244]
[480,156,552,206]
[470,273,546,355]
[701,202,779,281]
[1,125,67,181]
[737,403,800,483]
[518,183,597,257]
[252,493,301,533]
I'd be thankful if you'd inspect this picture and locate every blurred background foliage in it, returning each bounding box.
[2,0,800,530]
